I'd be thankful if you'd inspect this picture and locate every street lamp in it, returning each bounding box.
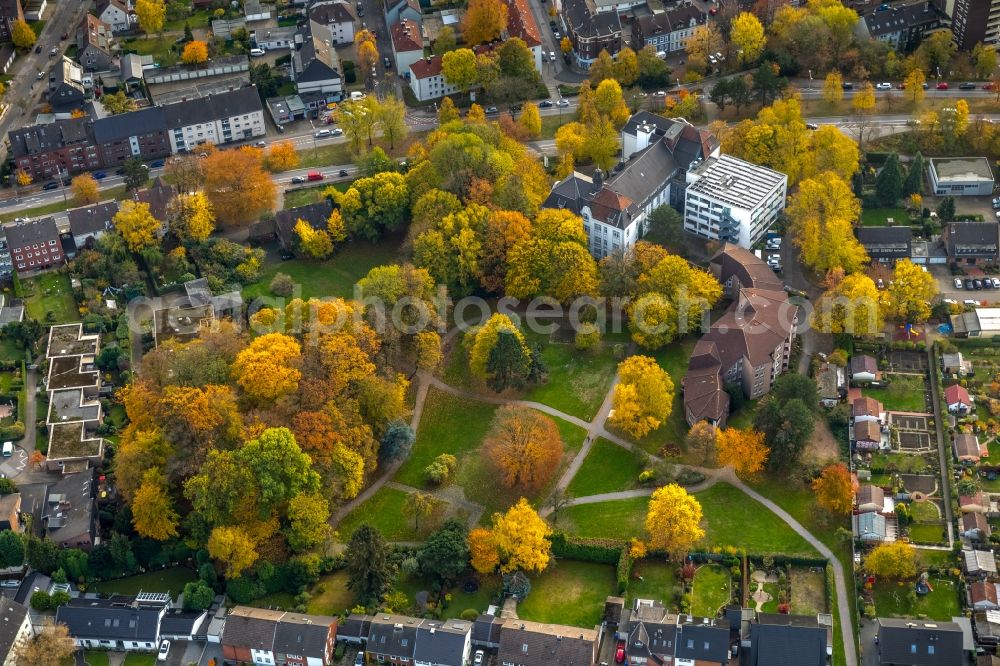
[808,69,813,90]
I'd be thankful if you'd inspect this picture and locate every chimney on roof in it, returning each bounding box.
[592,167,604,190]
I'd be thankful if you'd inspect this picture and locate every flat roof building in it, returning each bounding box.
[928,157,995,196]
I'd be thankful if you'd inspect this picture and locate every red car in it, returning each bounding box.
[984,82,996,91]
[936,81,949,90]
[307,171,324,181]
[615,640,626,663]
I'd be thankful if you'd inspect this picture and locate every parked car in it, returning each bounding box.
[384,56,391,69]
[959,82,977,90]
[255,140,267,148]
[93,171,107,179]
[49,47,58,56]
[936,81,949,89]
[331,128,344,136]
[60,32,68,40]
[149,159,165,168]
[473,651,485,666]
[315,128,332,138]
[158,640,170,661]
[876,82,892,90]
[955,278,964,289]
[42,181,59,191]
[806,123,819,130]
[485,106,499,115]
[291,176,306,184]
[985,82,997,90]
[539,100,553,108]
[842,82,853,90]
[965,279,974,289]
[616,640,626,663]
[974,279,984,290]
[33,45,41,54]
[354,652,364,666]
[992,278,1000,289]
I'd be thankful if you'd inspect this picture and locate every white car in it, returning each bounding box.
[876,82,892,90]
[474,651,485,666]
[250,48,266,57]
[315,129,332,138]
[157,640,170,661]
[955,278,964,289]
[331,128,344,136]
[354,652,364,666]
[992,278,1000,289]
[556,99,570,107]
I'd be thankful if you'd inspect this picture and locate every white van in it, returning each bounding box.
[249,48,266,57]
[350,91,366,101]
[2,442,12,457]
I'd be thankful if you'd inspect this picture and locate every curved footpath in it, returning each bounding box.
[332,370,857,666]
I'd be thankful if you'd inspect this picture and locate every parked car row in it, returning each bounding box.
[954,277,1000,290]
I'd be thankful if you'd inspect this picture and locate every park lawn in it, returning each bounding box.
[691,565,731,617]
[242,237,403,302]
[23,272,78,323]
[307,570,357,616]
[864,375,928,412]
[84,652,110,666]
[395,388,498,487]
[336,486,460,541]
[908,522,948,544]
[627,560,677,609]
[122,655,156,666]
[873,578,960,621]
[790,567,827,616]
[93,567,196,600]
[861,207,909,227]
[523,340,618,421]
[560,483,819,557]
[566,438,645,497]
[517,561,617,628]
[621,337,696,456]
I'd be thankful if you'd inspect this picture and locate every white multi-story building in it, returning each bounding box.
[409,56,459,102]
[163,87,266,153]
[683,154,788,248]
[543,111,720,259]
[309,0,357,45]
[391,18,424,74]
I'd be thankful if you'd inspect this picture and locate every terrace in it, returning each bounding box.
[46,422,104,469]
[46,323,98,358]
[46,355,99,392]
[46,388,101,426]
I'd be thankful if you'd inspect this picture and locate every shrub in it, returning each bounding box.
[460,608,479,621]
[574,328,601,351]
[424,453,457,484]
[270,272,295,297]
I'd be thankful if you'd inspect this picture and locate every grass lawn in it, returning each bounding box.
[566,438,645,497]
[0,338,24,363]
[918,549,956,568]
[84,652,110,666]
[120,37,180,66]
[725,400,758,430]
[627,560,677,608]
[336,486,459,541]
[790,567,827,616]
[249,591,297,610]
[523,339,618,421]
[122,655,156,666]
[909,500,941,522]
[691,565,731,616]
[861,207,909,227]
[23,272,78,323]
[394,574,500,619]
[93,567,196,600]
[163,8,214,31]
[908,522,948,544]
[395,388,498,487]
[559,483,819,557]
[306,570,356,616]
[242,236,402,302]
[864,375,928,412]
[873,578,960,621]
[517,560,617,628]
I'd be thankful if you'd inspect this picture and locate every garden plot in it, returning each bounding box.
[899,474,938,494]
[889,350,928,373]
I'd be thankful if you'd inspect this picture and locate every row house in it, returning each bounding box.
[875,618,963,665]
[633,5,705,54]
[0,0,24,42]
[96,0,135,34]
[44,324,105,473]
[221,606,337,666]
[4,217,62,273]
[367,615,472,665]
[408,56,458,103]
[944,221,1000,266]
[9,87,263,181]
[855,226,913,265]
[58,594,172,651]
[77,14,116,72]
[0,600,33,665]
[390,19,424,77]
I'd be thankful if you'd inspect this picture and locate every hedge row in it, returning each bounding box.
[549,533,622,564]
[616,548,633,594]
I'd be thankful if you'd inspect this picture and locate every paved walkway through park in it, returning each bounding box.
[331,361,857,666]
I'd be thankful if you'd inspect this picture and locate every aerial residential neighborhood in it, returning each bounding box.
[0,0,996,664]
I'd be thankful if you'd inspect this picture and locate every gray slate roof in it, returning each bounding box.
[368,614,420,659]
[674,622,729,662]
[562,0,621,39]
[749,614,827,666]
[9,118,93,158]
[413,619,471,665]
[876,617,963,665]
[43,469,95,545]
[3,217,60,250]
[93,107,166,143]
[0,599,29,660]
[68,200,119,238]
[57,595,167,642]
[856,225,912,257]
[162,86,263,130]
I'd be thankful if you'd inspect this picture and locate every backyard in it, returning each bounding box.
[626,560,678,608]
[93,567,197,601]
[22,272,78,324]
[873,578,960,621]
[864,375,928,412]
[516,560,617,628]
[691,565,731,616]
[860,207,910,227]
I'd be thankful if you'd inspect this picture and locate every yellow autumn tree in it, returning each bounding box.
[730,12,766,64]
[470,499,552,574]
[715,428,769,477]
[645,484,705,561]
[231,333,302,401]
[518,102,541,139]
[865,541,917,579]
[207,525,258,577]
[609,355,674,438]
[327,209,347,243]
[788,171,867,275]
[173,191,215,242]
[811,273,884,336]
[467,313,529,379]
[71,173,100,205]
[264,140,300,172]
[131,468,179,540]
[113,200,160,252]
[181,40,209,65]
[294,219,333,259]
[822,71,843,103]
[884,258,938,323]
[10,19,35,49]
[135,0,166,35]
[812,463,856,515]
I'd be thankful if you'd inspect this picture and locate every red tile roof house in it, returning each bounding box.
[964,512,992,542]
[849,354,879,384]
[946,383,974,414]
[853,419,884,451]
[962,492,990,514]
[972,581,1000,611]
[853,396,885,424]
[955,433,986,463]
[857,484,893,514]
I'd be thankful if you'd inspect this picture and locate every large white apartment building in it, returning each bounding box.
[683,154,788,248]
[163,87,266,153]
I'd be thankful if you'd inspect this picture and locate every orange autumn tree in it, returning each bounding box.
[715,427,769,477]
[231,333,302,401]
[812,463,857,515]
[483,405,564,493]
